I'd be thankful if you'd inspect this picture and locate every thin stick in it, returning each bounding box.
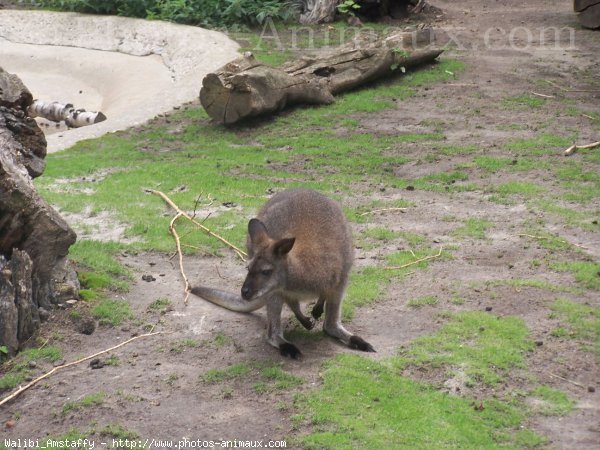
[359,207,407,216]
[517,234,587,250]
[548,372,586,389]
[582,113,596,120]
[531,92,554,98]
[564,141,600,156]
[147,189,247,260]
[543,79,600,93]
[169,212,190,305]
[385,246,443,270]
[0,331,164,407]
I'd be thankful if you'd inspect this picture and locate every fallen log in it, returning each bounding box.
[200,29,443,124]
[28,100,107,128]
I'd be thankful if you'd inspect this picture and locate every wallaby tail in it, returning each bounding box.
[189,285,266,313]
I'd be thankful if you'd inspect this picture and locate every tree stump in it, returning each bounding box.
[200,29,443,124]
[0,68,79,355]
[574,0,600,28]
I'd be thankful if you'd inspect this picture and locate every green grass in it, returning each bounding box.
[42,430,90,449]
[536,200,599,232]
[505,133,573,156]
[396,312,534,386]
[407,295,439,308]
[550,298,600,356]
[494,181,544,197]
[550,261,600,291]
[91,298,134,326]
[299,354,542,449]
[199,362,252,383]
[0,346,63,390]
[502,94,546,109]
[62,392,105,416]
[147,297,172,313]
[530,385,574,416]
[200,360,303,394]
[452,218,492,239]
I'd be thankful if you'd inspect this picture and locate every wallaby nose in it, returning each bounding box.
[241,285,252,300]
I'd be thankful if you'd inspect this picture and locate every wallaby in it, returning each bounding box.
[190,188,375,358]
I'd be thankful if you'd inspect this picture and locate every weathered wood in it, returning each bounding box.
[0,68,79,355]
[200,31,443,124]
[574,0,600,28]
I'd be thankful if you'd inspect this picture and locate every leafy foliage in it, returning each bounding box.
[32,0,298,27]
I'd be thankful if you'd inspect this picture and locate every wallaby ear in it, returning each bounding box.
[248,218,269,245]
[273,237,295,257]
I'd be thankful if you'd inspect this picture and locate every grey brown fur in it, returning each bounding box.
[190,188,374,358]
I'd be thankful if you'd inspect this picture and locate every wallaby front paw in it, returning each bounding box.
[349,335,376,353]
[279,342,302,359]
[311,303,324,320]
[299,317,315,330]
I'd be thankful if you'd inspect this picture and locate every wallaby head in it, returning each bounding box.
[241,218,295,301]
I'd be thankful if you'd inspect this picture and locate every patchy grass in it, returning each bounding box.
[529,385,574,416]
[550,261,600,291]
[408,295,439,308]
[550,298,600,357]
[147,297,173,313]
[299,353,542,449]
[452,218,492,240]
[0,346,63,390]
[502,94,546,109]
[199,360,303,392]
[91,298,134,326]
[396,312,534,386]
[200,362,251,384]
[62,392,105,416]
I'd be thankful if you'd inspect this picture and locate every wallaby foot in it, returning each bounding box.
[279,342,302,359]
[349,335,376,352]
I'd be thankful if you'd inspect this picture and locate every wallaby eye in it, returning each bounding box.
[261,269,273,277]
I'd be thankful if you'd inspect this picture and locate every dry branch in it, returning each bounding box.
[28,100,106,128]
[385,246,443,270]
[147,189,247,260]
[0,331,164,407]
[359,207,407,216]
[564,140,600,156]
[169,212,190,304]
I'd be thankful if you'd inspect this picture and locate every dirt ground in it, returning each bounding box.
[1,0,599,448]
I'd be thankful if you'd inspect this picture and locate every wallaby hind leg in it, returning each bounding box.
[266,296,302,359]
[323,290,376,353]
[287,299,315,330]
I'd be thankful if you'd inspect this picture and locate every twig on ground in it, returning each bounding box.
[543,79,600,93]
[564,141,600,156]
[385,246,443,270]
[548,372,586,389]
[146,189,247,260]
[0,331,164,407]
[581,113,596,120]
[169,212,190,304]
[359,207,407,217]
[531,92,555,98]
